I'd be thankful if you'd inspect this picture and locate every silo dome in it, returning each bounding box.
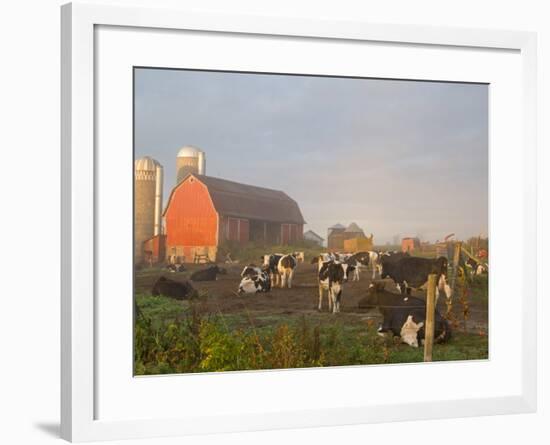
[176,145,206,182]
[135,156,160,171]
[177,145,202,158]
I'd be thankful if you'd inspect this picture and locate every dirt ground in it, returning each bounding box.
[135,261,488,333]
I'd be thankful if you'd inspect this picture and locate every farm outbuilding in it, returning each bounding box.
[327,223,346,250]
[328,222,369,251]
[163,174,306,262]
[343,222,366,240]
[303,229,324,246]
[344,235,373,253]
[143,234,166,265]
[401,237,421,252]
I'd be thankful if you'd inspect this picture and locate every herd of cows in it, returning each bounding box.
[146,248,481,348]
[239,251,452,309]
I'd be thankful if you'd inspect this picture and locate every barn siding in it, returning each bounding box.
[165,177,218,259]
[239,219,250,243]
[225,216,249,244]
[281,224,290,244]
[280,223,302,245]
[227,217,239,241]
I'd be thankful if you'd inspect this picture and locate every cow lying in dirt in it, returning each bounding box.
[166,263,185,273]
[400,315,424,348]
[359,282,451,346]
[190,265,227,282]
[151,276,197,300]
[238,265,271,294]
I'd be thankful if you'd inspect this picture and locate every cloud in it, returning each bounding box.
[135,68,488,243]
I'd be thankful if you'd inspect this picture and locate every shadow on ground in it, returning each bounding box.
[34,422,59,438]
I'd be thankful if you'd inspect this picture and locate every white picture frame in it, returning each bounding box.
[61,2,537,442]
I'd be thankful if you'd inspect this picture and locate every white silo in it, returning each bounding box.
[176,145,206,183]
[135,156,163,262]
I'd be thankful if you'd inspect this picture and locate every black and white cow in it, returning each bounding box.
[189,265,226,282]
[380,251,410,264]
[314,258,356,313]
[277,252,304,288]
[400,316,425,348]
[238,274,271,294]
[238,265,271,294]
[344,251,371,281]
[166,263,186,273]
[310,253,335,264]
[381,256,452,304]
[359,282,451,345]
[240,265,262,278]
[378,251,410,287]
[331,252,352,262]
[465,257,489,276]
[361,251,391,279]
[261,253,283,286]
[151,276,198,300]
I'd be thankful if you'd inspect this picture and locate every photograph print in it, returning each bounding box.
[133,68,489,375]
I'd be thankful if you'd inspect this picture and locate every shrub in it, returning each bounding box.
[134,300,488,374]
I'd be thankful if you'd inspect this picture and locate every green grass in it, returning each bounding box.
[469,274,489,305]
[135,293,188,327]
[134,296,488,375]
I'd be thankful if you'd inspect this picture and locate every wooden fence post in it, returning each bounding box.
[424,273,437,362]
[450,241,462,291]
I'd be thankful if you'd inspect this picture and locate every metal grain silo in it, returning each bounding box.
[176,145,206,183]
[135,156,163,262]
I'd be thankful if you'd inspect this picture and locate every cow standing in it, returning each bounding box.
[345,251,370,281]
[364,251,387,279]
[313,257,355,313]
[261,253,283,287]
[381,256,452,305]
[277,252,304,288]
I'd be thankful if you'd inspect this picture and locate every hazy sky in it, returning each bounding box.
[135,68,488,244]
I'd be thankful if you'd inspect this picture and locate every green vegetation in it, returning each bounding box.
[134,295,488,375]
[468,273,489,305]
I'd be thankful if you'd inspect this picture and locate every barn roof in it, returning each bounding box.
[345,222,365,233]
[304,230,324,241]
[164,174,306,224]
[328,223,345,230]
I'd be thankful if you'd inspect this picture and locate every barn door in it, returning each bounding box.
[227,217,239,241]
[238,219,249,244]
[281,224,291,245]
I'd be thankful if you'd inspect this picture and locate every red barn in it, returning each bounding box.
[163,174,306,262]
